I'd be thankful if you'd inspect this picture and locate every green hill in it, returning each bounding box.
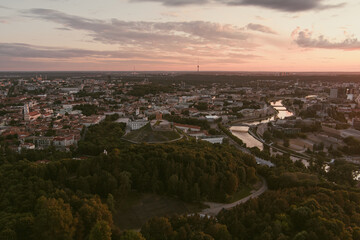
[123,123,181,143]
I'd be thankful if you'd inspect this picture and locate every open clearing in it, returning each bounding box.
[113,193,204,229]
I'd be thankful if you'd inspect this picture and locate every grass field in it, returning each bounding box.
[123,124,181,143]
[113,193,205,229]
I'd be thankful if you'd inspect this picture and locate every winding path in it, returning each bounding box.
[195,124,270,217]
[200,177,268,216]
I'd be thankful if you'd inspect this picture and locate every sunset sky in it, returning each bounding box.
[0,0,359,71]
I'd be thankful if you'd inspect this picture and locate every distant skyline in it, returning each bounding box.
[0,0,360,71]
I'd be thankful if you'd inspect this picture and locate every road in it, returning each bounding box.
[193,123,271,217]
[200,177,268,216]
[340,157,360,165]
[247,127,311,161]
[224,127,275,167]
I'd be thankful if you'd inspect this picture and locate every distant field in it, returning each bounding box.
[113,193,204,229]
[123,124,181,143]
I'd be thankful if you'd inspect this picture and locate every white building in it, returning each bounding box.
[174,123,201,133]
[347,94,354,101]
[188,131,207,137]
[53,135,75,147]
[205,115,220,121]
[19,143,35,151]
[129,120,148,130]
[330,88,338,99]
[199,136,224,144]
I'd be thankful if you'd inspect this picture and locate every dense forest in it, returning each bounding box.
[77,121,126,156]
[140,156,360,240]
[73,104,101,116]
[217,185,360,240]
[139,185,360,240]
[2,106,360,239]
[0,139,258,239]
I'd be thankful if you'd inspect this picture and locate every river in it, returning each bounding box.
[230,100,293,150]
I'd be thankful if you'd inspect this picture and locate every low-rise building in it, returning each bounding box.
[53,135,75,148]
[174,123,201,133]
[129,120,148,130]
[198,135,225,144]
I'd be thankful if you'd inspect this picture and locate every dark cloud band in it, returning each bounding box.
[131,0,345,12]
[24,8,255,48]
[0,8,277,69]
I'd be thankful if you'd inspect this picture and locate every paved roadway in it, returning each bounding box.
[247,127,311,161]
[192,123,272,217]
[224,128,276,167]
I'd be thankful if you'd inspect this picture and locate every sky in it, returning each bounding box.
[0,0,359,71]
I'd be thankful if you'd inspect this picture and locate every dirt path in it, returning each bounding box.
[200,177,268,216]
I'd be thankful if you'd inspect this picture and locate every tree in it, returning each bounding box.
[0,228,16,240]
[15,214,34,240]
[106,194,116,213]
[33,197,75,240]
[263,131,272,142]
[118,171,132,195]
[195,102,208,111]
[141,217,174,240]
[191,183,201,201]
[224,172,238,195]
[291,206,312,230]
[246,167,258,184]
[78,197,113,234]
[205,223,231,240]
[119,230,145,240]
[192,232,214,240]
[283,138,290,148]
[73,104,99,116]
[293,231,308,240]
[168,174,179,195]
[89,221,112,240]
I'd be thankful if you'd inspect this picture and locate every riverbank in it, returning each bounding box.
[229,100,312,162]
[230,112,276,125]
[248,127,311,160]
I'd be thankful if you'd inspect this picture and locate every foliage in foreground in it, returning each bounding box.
[0,140,257,239]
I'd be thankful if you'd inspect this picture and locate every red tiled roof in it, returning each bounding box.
[29,111,40,116]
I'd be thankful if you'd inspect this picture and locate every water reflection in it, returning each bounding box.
[230,100,293,151]
[230,126,263,150]
[271,100,294,120]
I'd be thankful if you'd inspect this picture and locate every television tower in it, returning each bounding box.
[197,58,200,72]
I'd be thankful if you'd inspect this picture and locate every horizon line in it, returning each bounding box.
[1,70,360,73]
